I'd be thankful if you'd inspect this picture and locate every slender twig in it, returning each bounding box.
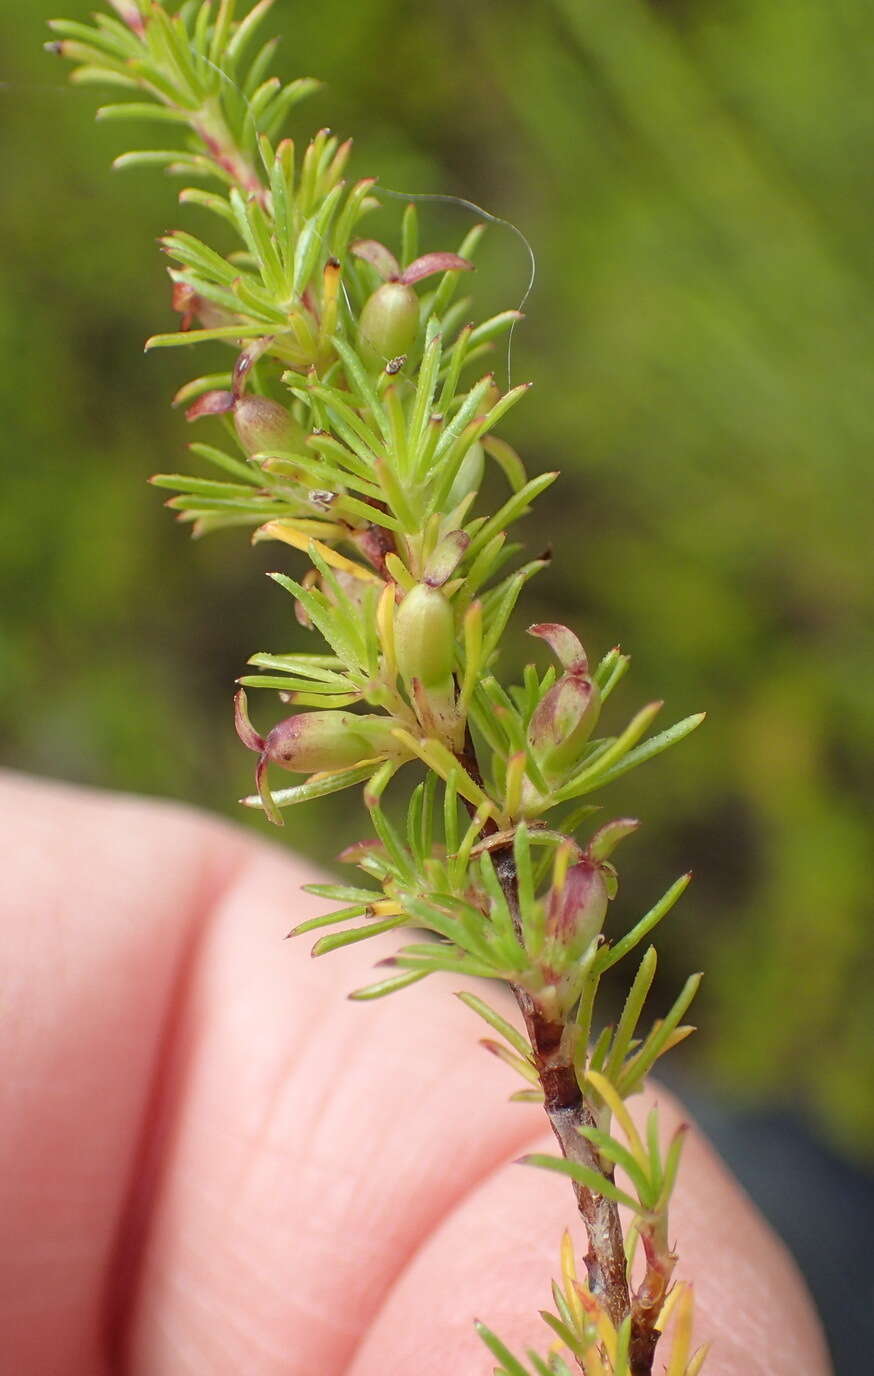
[493,847,633,1343]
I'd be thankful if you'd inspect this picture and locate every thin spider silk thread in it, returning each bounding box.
[378,186,536,392]
[12,33,537,390]
[194,50,538,390]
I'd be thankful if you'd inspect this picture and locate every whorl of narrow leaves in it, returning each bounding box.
[49,5,707,1372]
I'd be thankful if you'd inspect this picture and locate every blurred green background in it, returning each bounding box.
[2,0,872,1181]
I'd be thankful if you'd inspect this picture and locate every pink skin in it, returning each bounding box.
[0,771,831,1375]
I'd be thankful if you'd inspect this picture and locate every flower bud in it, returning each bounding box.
[394,584,455,689]
[527,673,601,780]
[525,621,601,785]
[547,857,609,957]
[445,440,485,511]
[233,396,306,458]
[263,710,403,774]
[357,281,419,369]
[235,690,409,823]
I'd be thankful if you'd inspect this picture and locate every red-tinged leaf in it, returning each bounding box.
[351,238,400,281]
[399,252,474,285]
[527,622,587,673]
[185,389,236,421]
[234,688,265,753]
[588,817,640,862]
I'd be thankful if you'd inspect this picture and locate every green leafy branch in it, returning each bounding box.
[49,5,709,1373]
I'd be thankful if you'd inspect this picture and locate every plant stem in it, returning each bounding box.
[454,737,641,1359]
[195,99,266,201]
[628,1226,676,1376]
[492,848,636,1350]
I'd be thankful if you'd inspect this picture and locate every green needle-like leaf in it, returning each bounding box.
[240,760,380,812]
[518,1153,639,1212]
[456,991,532,1058]
[595,873,692,973]
[593,712,707,792]
[310,914,407,956]
[474,1322,532,1376]
[348,970,429,1001]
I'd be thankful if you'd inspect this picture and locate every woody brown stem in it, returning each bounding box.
[455,742,655,1372]
[516,987,631,1329]
[492,849,635,1342]
[628,1229,676,1375]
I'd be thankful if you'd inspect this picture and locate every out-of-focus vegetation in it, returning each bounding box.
[2,0,871,1156]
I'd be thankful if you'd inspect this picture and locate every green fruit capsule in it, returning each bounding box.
[394,584,455,688]
[357,281,419,369]
[234,396,306,458]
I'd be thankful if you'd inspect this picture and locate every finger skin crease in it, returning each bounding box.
[342,1124,551,1376]
[97,841,547,1375]
[100,837,254,1371]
